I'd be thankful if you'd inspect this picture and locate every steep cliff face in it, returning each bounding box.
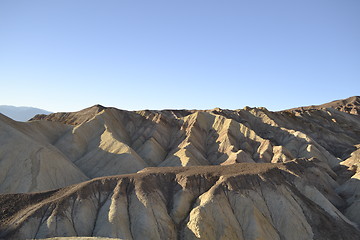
[1,160,359,240]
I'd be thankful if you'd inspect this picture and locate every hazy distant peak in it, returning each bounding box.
[0,105,51,122]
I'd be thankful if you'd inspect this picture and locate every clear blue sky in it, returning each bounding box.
[0,0,359,112]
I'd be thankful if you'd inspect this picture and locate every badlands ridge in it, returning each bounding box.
[0,96,360,239]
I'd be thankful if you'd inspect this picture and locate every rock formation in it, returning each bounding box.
[0,114,88,193]
[287,96,360,115]
[1,160,359,240]
[1,96,360,239]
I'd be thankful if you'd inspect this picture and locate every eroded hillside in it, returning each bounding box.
[1,159,359,240]
[1,96,360,239]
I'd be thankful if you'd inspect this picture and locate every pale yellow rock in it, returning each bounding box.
[271,145,293,163]
[184,186,244,240]
[261,185,314,240]
[220,150,255,165]
[228,190,280,240]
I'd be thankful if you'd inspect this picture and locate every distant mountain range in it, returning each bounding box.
[0,105,51,121]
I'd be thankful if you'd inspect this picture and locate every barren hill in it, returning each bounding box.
[287,96,360,115]
[1,97,360,239]
[1,159,359,240]
[0,113,88,193]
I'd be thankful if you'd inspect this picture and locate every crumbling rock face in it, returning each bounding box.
[0,160,359,240]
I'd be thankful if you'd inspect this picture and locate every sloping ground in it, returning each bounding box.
[34,104,360,176]
[1,159,359,240]
[2,99,360,194]
[0,114,88,193]
[336,145,360,225]
[2,97,360,239]
[30,105,108,126]
[287,96,360,115]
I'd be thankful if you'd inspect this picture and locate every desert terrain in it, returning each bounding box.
[1,96,360,239]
